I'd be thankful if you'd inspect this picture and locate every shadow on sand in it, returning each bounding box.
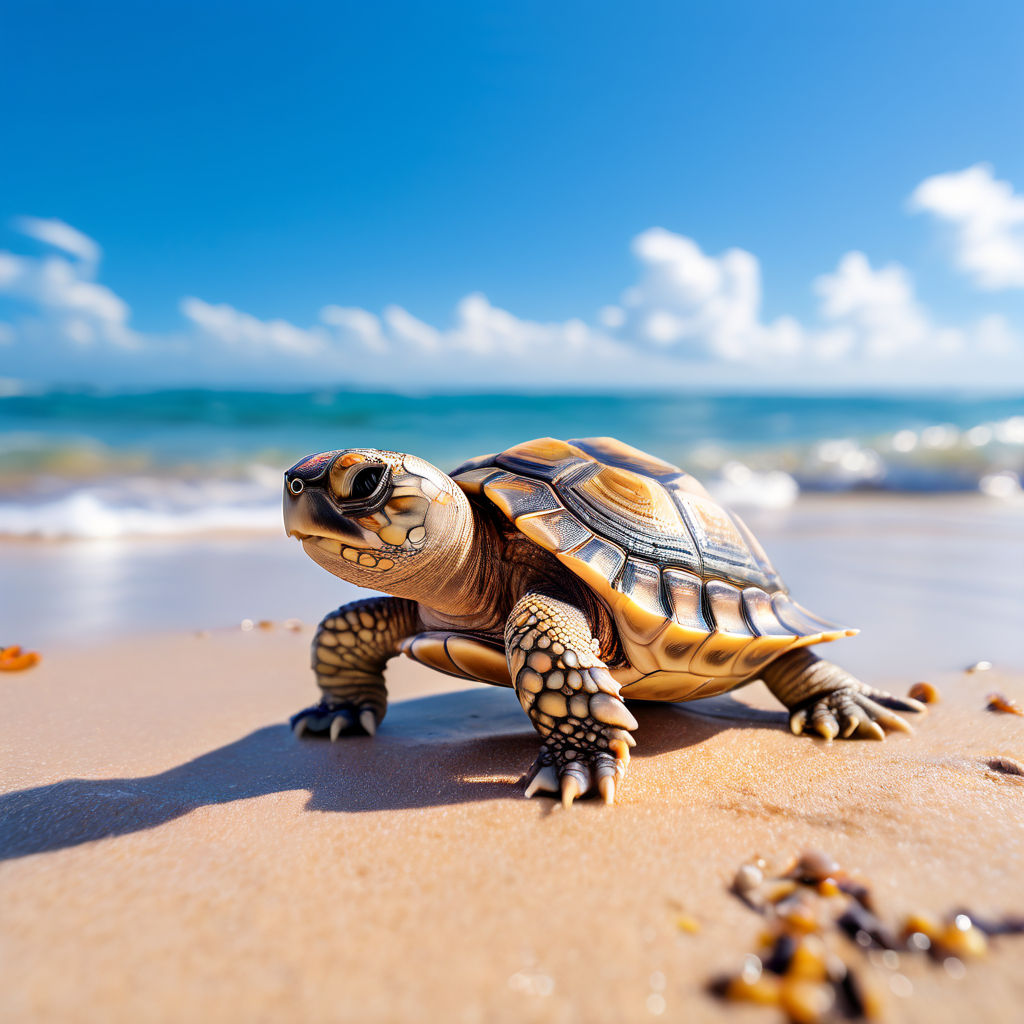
[0,687,785,861]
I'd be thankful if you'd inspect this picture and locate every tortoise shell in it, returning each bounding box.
[452,436,855,702]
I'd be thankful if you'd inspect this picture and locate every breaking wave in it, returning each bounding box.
[1,389,1021,538]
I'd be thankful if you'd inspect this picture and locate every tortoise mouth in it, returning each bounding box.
[283,487,383,549]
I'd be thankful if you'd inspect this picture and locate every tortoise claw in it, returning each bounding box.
[289,700,376,739]
[560,774,583,809]
[523,746,626,805]
[790,684,919,743]
[525,765,559,798]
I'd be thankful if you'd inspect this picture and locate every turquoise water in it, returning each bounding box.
[1,388,1022,537]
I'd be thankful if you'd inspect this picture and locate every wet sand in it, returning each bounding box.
[2,627,1023,1023]
[3,495,1023,677]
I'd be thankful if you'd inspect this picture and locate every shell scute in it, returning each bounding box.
[564,534,628,591]
[482,473,562,520]
[618,556,670,622]
[452,465,502,495]
[568,436,681,478]
[673,492,776,590]
[516,509,593,554]
[494,437,592,481]
[558,461,700,566]
[742,587,797,639]
[705,580,753,639]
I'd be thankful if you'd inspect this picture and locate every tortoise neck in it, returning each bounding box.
[407,489,499,630]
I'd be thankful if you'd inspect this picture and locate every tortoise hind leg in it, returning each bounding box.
[506,593,637,806]
[291,596,419,739]
[762,648,926,741]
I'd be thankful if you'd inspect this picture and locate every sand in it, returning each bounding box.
[2,626,1023,1024]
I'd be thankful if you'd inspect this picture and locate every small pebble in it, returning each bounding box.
[986,756,1024,777]
[240,618,255,632]
[284,618,303,631]
[733,863,764,894]
[779,898,820,934]
[787,937,828,982]
[763,879,799,903]
[837,966,877,1019]
[725,974,780,1006]
[903,912,940,942]
[0,645,41,671]
[779,978,834,1024]
[764,934,797,975]
[967,660,993,673]
[908,681,939,703]
[793,850,840,883]
[740,954,763,984]
[987,692,1023,716]
[938,919,988,958]
[675,914,700,934]
[257,619,274,631]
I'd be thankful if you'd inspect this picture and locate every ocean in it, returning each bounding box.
[1,388,1022,539]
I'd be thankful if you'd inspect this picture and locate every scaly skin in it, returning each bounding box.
[506,593,637,807]
[291,596,420,738]
[762,648,926,741]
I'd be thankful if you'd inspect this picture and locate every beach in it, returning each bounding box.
[2,493,1023,1023]
[6,4,1024,1018]
[2,627,1023,1023]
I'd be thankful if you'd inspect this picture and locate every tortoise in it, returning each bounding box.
[283,436,924,806]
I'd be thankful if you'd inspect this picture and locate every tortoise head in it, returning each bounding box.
[283,447,472,598]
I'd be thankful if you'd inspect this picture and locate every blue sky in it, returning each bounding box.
[3,1,1024,389]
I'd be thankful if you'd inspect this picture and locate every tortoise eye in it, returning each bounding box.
[328,459,391,508]
[349,465,386,500]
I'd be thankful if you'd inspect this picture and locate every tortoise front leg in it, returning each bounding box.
[762,648,926,741]
[506,593,637,807]
[291,596,419,739]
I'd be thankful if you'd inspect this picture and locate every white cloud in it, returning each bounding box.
[611,228,804,361]
[910,163,1024,290]
[0,217,135,348]
[12,216,102,269]
[320,305,388,353]
[2,212,1022,388]
[180,297,327,356]
[814,252,934,359]
[440,292,604,358]
[321,292,616,364]
[811,250,1021,365]
[0,250,136,348]
[382,304,441,353]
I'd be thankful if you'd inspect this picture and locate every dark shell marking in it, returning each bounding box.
[452,436,854,701]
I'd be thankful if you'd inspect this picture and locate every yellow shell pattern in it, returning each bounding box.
[453,437,855,702]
